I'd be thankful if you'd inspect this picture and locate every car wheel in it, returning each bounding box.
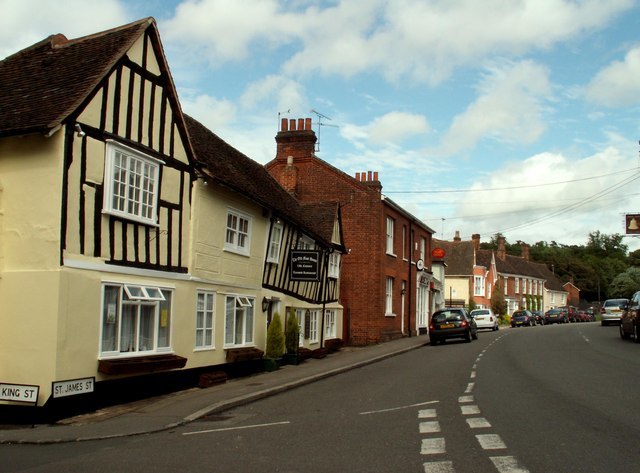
[465,330,472,343]
[472,330,478,340]
[620,324,629,339]
[430,338,439,346]
[635,325,640,344]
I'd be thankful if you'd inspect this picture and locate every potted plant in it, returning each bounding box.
[284,308,301,365]
[264,312,284,371]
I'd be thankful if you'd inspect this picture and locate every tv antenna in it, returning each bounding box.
[310,109,338,152]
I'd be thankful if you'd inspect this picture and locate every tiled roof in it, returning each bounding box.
[0,18,153,137]
[185,114,343,249]
[434,240,475,275]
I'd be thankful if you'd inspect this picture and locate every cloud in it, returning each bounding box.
[450,145,639,244]
[180,93,237,130]
[341,111,430,148]
[240,75,307,114]
[0,0,128,59]
[437,60,552,156]
[586,46,640,107]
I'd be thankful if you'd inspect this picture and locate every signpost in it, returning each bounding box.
[290,250,320,281]
[0,383,39,404]
[52,377,95,399]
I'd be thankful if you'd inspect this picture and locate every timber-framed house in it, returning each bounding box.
[0,18,345,416]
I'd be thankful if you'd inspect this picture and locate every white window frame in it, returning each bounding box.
[386,217,395,255]
[195,291,215,350]
[297,235,314,250]
[309,309,319,343]
[329,252,341,279]
[103,140,160,225]
[385,277,394,315]
[324,309,336,339]
[100,283,172,357]
[267,222,283,263]
[225,209,252,256]
[515,277,520,293]
[474,276,485,296]
[224,295,255,347]
[420,237,426,262]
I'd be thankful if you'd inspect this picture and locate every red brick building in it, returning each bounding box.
[266,118,437,345]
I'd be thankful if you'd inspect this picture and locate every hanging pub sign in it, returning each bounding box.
[290,250,320,281]
[626,214,640,235]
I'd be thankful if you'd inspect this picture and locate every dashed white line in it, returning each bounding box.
[419,421,442,434]
[423,460,455,473]
[466,417,491,429]
[421,437,446,455]
[458,395,473,403]
[419,408,438,418]
[476,434,507,450]
[470,371,476,379]
[490,456,531,473]
[460,405,481,415]
[465,382,475,393]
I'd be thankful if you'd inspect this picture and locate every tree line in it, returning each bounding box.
[479,231,640,305]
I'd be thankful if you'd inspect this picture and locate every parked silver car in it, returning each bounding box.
[601,298,628,326]
[470,308,499,331]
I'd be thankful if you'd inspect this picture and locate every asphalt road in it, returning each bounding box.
[1,322,638,472]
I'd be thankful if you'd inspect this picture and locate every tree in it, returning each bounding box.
[609,267,640,299]
[285,308,300,355]
[491,284,507,318]
[265,313,285,359]
[468,299,478,312]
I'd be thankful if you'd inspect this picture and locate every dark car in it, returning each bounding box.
[544,308,567,324]
[511,309,536,327]
[429,308,478,345]
[620,292,640,341]
[532,310,544,325]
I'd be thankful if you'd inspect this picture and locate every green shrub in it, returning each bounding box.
[285,308,300,355]
[265,313,285,359]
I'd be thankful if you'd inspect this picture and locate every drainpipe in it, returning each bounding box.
[408,221,413,337]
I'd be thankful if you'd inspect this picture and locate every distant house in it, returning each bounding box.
[0,18,344,415]
[266,118,438,344]
[435,232,569,315]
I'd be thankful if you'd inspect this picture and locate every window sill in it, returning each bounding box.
[385,313,396,317]
[98,354,188,375]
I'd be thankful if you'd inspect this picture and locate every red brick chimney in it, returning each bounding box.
[497,236,506,261]
[522,243,530,261]
[354,170,382,192]
[275,118,316,163]
[472,233,480,251]
[454,230,461,242]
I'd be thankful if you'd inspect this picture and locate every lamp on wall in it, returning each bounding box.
[262,297,270,312]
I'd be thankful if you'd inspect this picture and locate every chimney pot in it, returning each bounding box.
[373,171,379,181]
[297,118,304,131]
[281,118,288,132]
[289,119,296,131]
[305,118,312,130]
[355,172,361,181]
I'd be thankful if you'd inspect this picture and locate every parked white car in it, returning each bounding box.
[470,308,499,331]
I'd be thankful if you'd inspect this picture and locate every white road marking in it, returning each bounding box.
[360,400,438,415]
[465,382,475,393]
[490,456,530,473]
[458,395,474,403]
[476,434,507,450]
[466,417,491,429]
[182,421,290,436]
[421,437,446,455]
[419,408,438,418]
[460,405,481,415]
[423,461,455,473]
[470,371,476,378]
[419,421,442,433]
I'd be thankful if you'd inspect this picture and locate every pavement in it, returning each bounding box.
[0,334,429,444]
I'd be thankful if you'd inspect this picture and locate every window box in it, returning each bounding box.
[225,347,264,363]
[97,354,187,375]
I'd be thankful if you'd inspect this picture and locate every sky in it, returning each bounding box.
[3,0,640,251]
